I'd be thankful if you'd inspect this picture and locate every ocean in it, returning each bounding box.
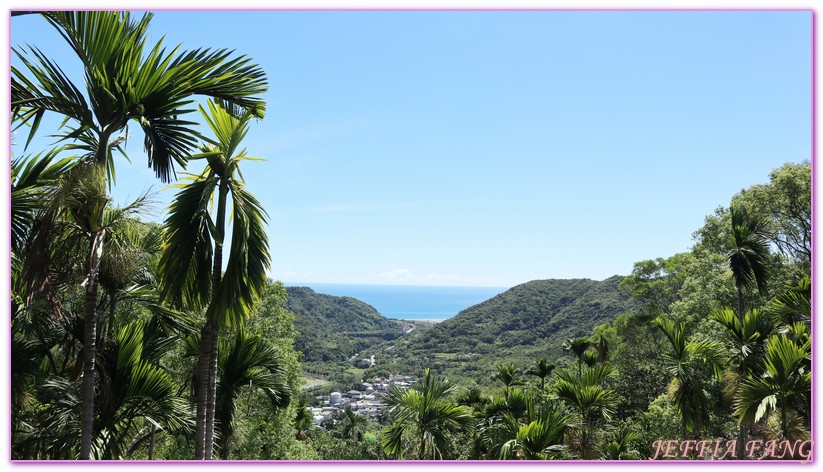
[288,283,507,322]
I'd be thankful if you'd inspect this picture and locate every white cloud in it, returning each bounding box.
[377,268,459,283]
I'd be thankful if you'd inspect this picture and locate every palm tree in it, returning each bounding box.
[735,334,810,441]
[597,335,609,363]
[724,203,774,457]
[158,100,270,459]
[728,204,770,322]
[340,407,368,440]
[293,399,313,441]
[582,350,599,368]
[14,321,191,459]
[382,368,475,460]
[494,363,523,400]
[554,364,617,459]
[525,358,555,390]
[711,306,781,458]
[564,337,592,376]
[11,148,74,257]
[495,400,576,460]
[654,316,725,441]
[12,11,267,459]
[766,276,811,326]
[211,330,290,459]
[601,429,640,460]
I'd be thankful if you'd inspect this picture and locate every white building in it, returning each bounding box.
[330,392,342,405]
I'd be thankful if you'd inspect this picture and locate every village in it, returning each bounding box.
[308,374,418,427]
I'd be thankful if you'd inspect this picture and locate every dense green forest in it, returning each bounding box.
[363,276,639,385]
[286,286,407,364]
[10,11,812,461]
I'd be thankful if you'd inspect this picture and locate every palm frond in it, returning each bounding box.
[728,204,771,295]
[157,176,217,310]
[213,181,270,328]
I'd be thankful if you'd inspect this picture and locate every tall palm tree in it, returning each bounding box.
[382,368,475,460]
[728,204,770,322]
[721,205,772,461]
[494,363,523,400]
[735,334,810,440]
[554,364,617,459]
[12,11,267,459]
[564,337,592,376]
[158,100,270,459]
[654,316,725,441]
[525,358,555,390]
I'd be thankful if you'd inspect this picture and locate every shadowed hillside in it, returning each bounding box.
[365,276,638,384]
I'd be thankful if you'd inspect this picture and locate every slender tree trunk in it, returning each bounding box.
[735,286,746,459]
[737,286,744,322]
[80,229,106,460]
[148,425,156,460]
[194,322,212,459]
[204,325,219,459]
[203,180,228,460]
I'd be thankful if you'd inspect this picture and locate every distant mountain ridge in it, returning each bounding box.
[365,275,638,384]
[285,286,406,362]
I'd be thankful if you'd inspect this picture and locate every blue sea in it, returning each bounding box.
[287,283,507,322]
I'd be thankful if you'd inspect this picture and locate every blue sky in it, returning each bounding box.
[9,10,812,287]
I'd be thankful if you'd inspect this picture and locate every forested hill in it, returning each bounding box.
[367,276,639,384]
[285,286,407,362]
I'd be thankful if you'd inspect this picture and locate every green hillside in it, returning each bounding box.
[285,286,407,362]
[364,276,638,385]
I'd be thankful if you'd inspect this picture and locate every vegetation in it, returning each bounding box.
[10,9,811,462]
[367,276,639,386]
[285,286,407,363]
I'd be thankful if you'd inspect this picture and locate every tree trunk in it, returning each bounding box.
[737,286,744,322]
[194,322,212,459]
[148,425,156,460]
[80,229,106,460]
[203,179,228,460]
[204,325,219,459]
[735,286,746,460]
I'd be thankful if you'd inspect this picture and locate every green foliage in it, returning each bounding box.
[286,286,407,363]
[731,161,811,266]
[728,204,771,297]
[373,277,638,385]
[619,253,690,316]
[734,334,810,436]
[654,315,725,437]
[382,369,475,459]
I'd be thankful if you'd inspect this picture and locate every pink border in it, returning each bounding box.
[6,7,816,466]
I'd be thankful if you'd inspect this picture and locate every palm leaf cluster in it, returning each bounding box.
[382,368,475,459]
